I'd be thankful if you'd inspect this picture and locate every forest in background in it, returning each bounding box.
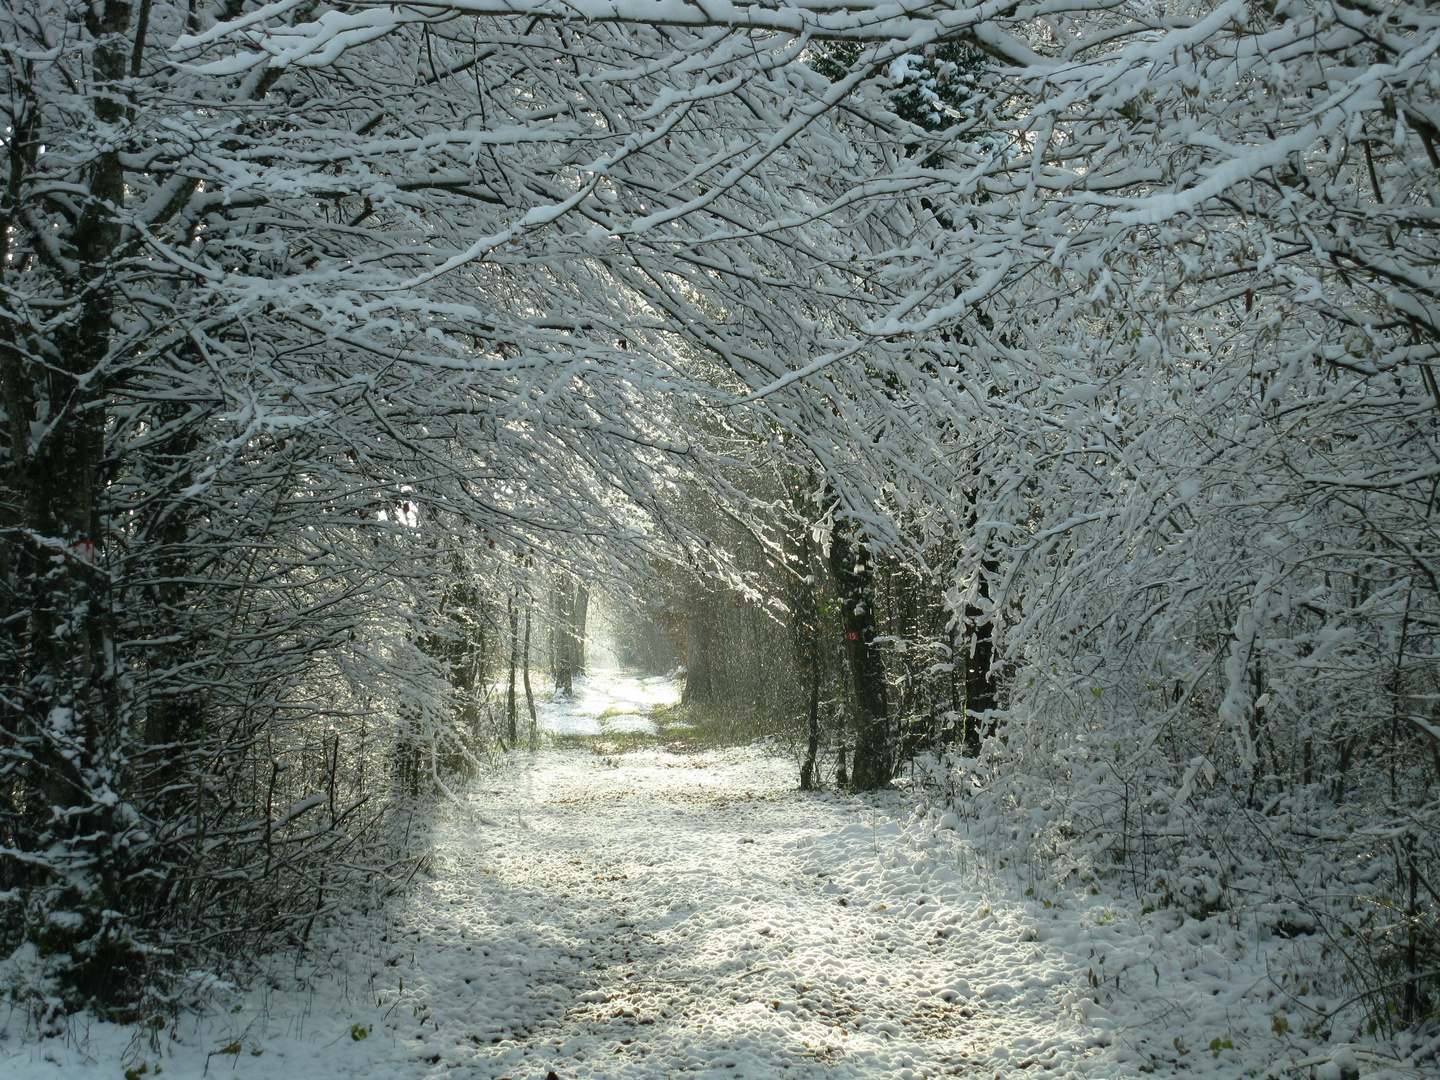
[1,0,1437,1054]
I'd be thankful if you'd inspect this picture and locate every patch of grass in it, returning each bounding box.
[591,731,659,754]
[651,703,778,751]
[546,729,655,754]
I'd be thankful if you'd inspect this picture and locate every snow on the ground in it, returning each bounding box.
[538,670,679,736]
[1,674,1424,1079]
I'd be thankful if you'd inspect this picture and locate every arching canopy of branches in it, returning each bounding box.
[2,0,1438,1027]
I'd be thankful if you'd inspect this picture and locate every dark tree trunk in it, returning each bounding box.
[961,558,997,757]
[828,516,890,791]
[800,653,821,790]
[791,522,823,790]
[682,607,714,706]
[523,606,538,749]
[507,599,518,745]
[1403,832,1421,1024]
[573,583,590,677]
[963,610,993,757]
[552,576,586,696]
[553,580,574,696]
[0,0,143,1007]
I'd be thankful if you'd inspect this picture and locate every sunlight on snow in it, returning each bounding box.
[538,669,680,735]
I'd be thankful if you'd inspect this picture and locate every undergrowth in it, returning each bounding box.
[545,703,782,756]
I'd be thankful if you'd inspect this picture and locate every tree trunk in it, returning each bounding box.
[792,524,823,790]
[552,576,586,696]
[507,599,518,745]
[553,579,573,696]
[1403,832,1421,1024]
[0,0,141,1007]
[523,606,538,750]
[682,606,714,706]
[800,651,821,790]
[963,606,993,757]
[960,554,997,756]
[828,515,890,790]
[574,583,590,677]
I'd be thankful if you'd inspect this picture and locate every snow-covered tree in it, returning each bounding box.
[5,0,1438,1027]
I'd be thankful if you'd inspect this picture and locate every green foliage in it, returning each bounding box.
[809,40,987,132]
[22,886,147,1018]
[887,43,987,132]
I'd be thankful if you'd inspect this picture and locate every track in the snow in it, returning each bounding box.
[368,742,1078,1080]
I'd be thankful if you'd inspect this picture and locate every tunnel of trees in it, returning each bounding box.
[1,0,1437,1037]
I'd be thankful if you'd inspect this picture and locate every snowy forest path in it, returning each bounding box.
[5,710,1319,1080]
[364,743,1088,1080]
